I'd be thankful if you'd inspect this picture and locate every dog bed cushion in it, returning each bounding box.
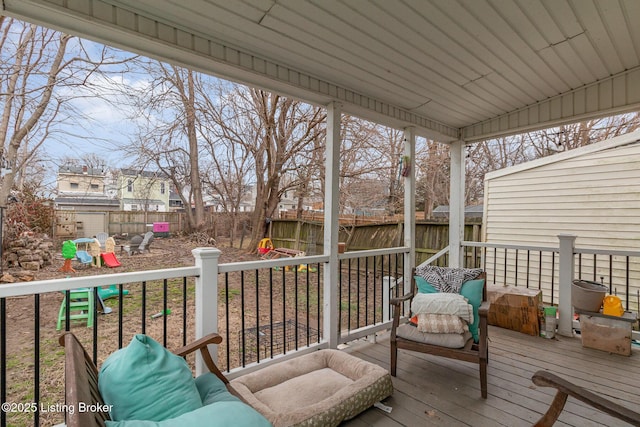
[230,349,393,427]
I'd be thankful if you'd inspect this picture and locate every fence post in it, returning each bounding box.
[192,247,222,376]
[557,234,576,337]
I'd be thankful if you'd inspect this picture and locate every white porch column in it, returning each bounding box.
[558,234,576,337]
[323,101,341,349]
[192,247,221,376]
[449,140,465,267]
[403,127,416,294]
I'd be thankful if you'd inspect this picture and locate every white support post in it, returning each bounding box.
[323,101,341,349]
[403,127,416,296]
[558,234,576,337]
[449,140,465,268]
[192,247,222,376]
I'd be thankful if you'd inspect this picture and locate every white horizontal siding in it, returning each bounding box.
[484,138,640,307]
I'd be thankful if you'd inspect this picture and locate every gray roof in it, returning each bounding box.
[55,197,120,207]
[121,198,166,205]
[432,205,483,219]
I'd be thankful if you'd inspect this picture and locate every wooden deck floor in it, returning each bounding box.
[342,326,640,427]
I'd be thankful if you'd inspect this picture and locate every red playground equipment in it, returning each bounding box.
[258,238,274,255]
[100,252,121,268]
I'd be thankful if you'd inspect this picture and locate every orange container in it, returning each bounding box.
[602,295,624,317]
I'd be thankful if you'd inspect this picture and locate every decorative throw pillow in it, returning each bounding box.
[460,278,485,343]
[98,334,202,421]
[105,401,272,427]
[415,276,438,294]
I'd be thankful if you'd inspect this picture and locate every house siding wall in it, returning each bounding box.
[483,136,640,307]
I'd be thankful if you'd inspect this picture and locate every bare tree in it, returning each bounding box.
[464,113,640,205]
[0,19,133,205]
[203,86,325,251]
[122,63,206,231]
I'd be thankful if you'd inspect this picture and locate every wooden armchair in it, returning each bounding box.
[390,269,489,398]
[59,332,229,427]
[532,370,640,426]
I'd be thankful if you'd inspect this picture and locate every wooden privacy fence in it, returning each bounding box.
[268,218,482,262]
[54,211,188,238]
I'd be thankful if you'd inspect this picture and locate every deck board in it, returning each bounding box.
[342,326,640,427]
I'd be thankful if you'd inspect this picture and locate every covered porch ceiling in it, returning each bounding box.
[4,0,640,143]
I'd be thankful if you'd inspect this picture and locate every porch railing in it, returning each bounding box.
[1,237,637,426]
[0,246,409,427]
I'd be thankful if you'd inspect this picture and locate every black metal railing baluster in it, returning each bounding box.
[305,267,310,347]
[183,277,188,347]
[626,257,631,310]
[34,294,40,427]
[224,272,230,373]
[118,284,124,349]
[93,287,99,364]
[240,271,246,367]
[141,281,147,335]
[269,268,274,359]
[65,290,71,332]
[294,268,299,351]
[551,252,556,305]
[255,270,260,363]
[281,267,286,354]
[356,257,361,329]
[1,298,6,427]
[526,250,530,289]
[163,279,168,348]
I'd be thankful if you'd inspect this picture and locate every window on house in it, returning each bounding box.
[70,182,79,189]
[90,184,99,190]
[160,182,166,194]
[131,204,137,211]
[127,179,133,192]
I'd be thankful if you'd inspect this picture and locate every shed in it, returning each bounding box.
[483,130,640,302]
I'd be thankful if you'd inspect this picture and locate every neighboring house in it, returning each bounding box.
[117,169,171,212]
[204,184,257,213]
[55,165,119,212]
[168,190,184,211]
[483,130,640,300]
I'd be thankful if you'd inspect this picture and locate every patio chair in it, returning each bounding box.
[122,232,153,256]
[59,332,231,427]
[532,370,640,426]
[390,267,489,398]
[136,231,154,254]
[95,232,109,251]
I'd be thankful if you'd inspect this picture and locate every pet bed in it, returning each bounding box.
[230,349,393,427]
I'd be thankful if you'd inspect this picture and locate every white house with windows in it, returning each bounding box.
[117,169,171,212]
